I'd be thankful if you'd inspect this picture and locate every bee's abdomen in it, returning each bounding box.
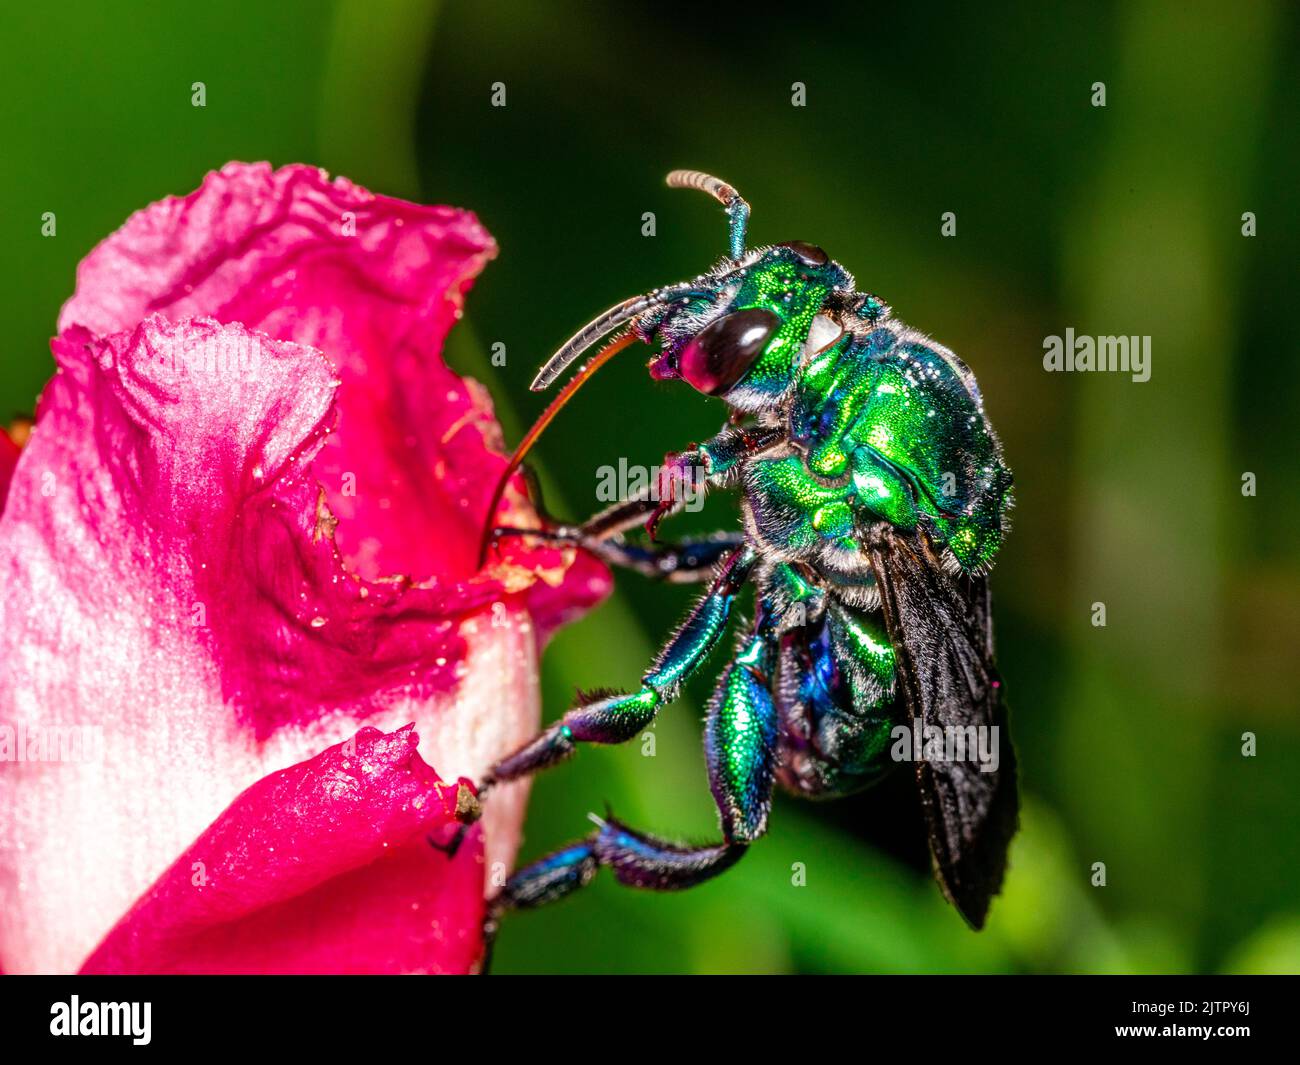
[773,595,901,799]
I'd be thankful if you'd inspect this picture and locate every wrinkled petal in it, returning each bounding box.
[2,163,611,975]
[0,318,537,972]
[80,725,482,974]
[57,161,608,635]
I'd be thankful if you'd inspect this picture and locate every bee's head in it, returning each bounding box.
[485,171,855,563]
[637,241,853,410]
[526,171,853,411]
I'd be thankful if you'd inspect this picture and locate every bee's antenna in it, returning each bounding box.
[529,278,708,394]
[530,295,658,392]
[666,169,750,262]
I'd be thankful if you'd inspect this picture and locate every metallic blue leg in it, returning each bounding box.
[486,626,781,934]
[482,546,757,788]
[485,815,747,940]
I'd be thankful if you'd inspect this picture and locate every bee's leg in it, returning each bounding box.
[481,545,757,788]
[494,524,744,582]
[642,423,782,540]
[484,624,779,945]
[589,533,745,582]
[482,815,746,950]
[489,422,780,556]
[491,451,714,557]
[704,628,781,843]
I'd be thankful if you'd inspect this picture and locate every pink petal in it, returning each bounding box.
[0,428,17,512]
[3,164,611,974]
[80,725,484,974]
[57,161,607,636]
[0,318,539,972]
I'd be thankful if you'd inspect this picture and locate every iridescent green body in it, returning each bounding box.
[484,172,1017,941]
[651,249,1013,798]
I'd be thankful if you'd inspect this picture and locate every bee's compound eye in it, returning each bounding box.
[780,240,829,266]
[678,308,781,395]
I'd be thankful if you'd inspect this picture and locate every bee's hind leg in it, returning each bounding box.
[485,620,781,951]
[485,815,747,929]
[479,813,747,970]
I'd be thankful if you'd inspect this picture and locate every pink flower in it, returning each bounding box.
[0,163,609,974]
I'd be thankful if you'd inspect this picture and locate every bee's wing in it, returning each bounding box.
[866,525,1018,928]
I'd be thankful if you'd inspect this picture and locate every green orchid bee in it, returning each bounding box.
[478,169,1017,944]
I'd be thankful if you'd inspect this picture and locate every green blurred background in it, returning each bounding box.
[3,2,1297,973]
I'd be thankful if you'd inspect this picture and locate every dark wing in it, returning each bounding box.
[866,524,1018,928]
